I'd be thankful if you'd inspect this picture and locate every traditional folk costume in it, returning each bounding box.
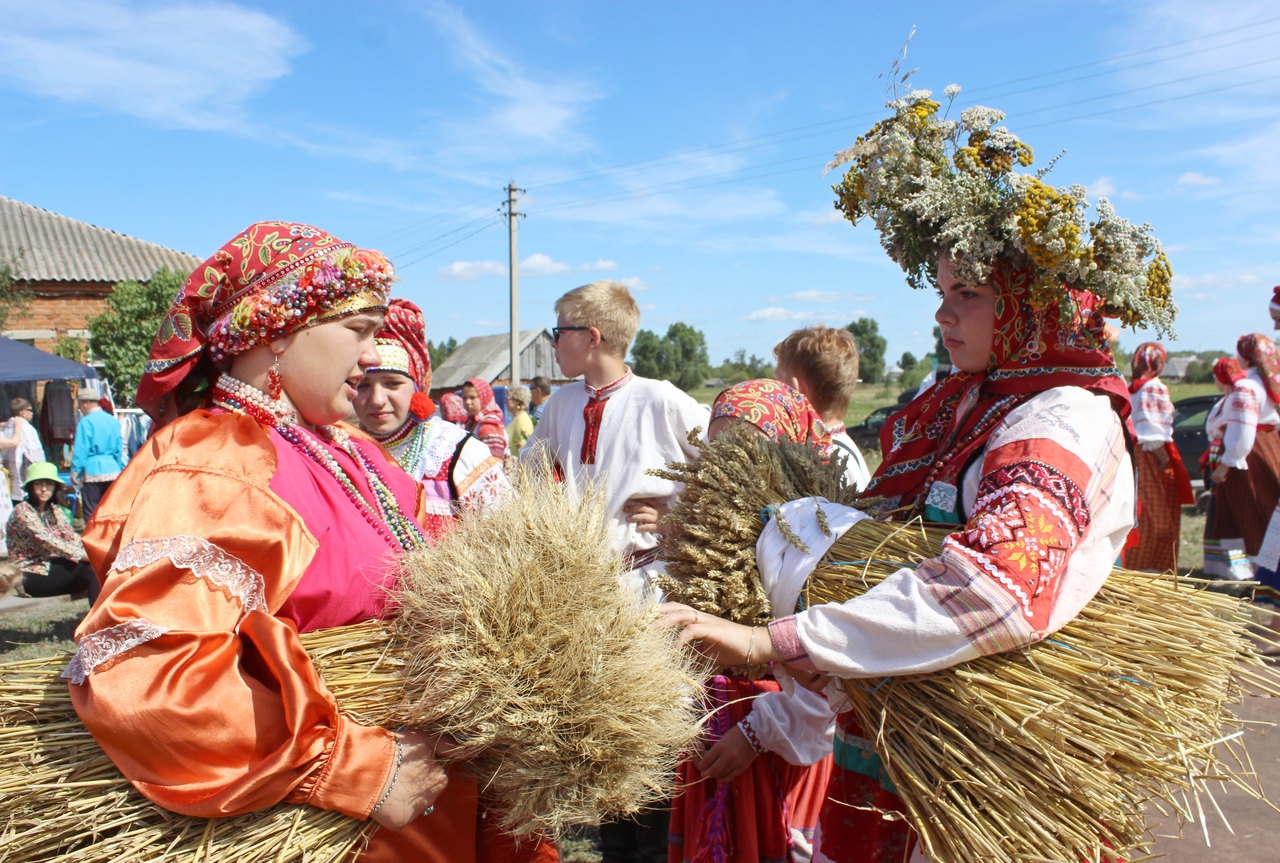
[440,392,468,425]
[1203,358,1253,580]
[66,223,555,863]
[521,368,706,599]
[1217,335,1280,606]
[365,300,509,535]
[669,380,834,863]
[789,87,1166,862]
[465,378,510,460]
[1124,342,1194,572]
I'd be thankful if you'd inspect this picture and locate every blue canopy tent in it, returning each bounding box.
[0,336,98,384]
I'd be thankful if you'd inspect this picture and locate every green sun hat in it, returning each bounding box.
[22,462,63,488]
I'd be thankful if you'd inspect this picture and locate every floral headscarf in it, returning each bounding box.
[1213,357,1244,387]
[1128,342,1167,394]
[464,378,508,459]
[439,392,467,425]
[711,379,830,447]
[137,222,394,423]
[1238,333,1280,404]
[865,262,1131,513]
[370,299,434,422]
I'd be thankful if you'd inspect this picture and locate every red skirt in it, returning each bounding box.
[1125,443,1193,572]
[669,674,833,863]
[1212,426,1280,555]
[812,713,914,863]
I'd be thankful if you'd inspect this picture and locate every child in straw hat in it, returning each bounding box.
[658,84,1161,862]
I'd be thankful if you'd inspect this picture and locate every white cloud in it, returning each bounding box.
[0,0,306,130]
[476,319,506,328]
[1173,272,1261,292]
[1088,176,1117,197]
[746,306,851,323]
[426,2,599,155]
[810,210,844,225]
[580,259,618,271]
[640,303,657,311]
[1177,171,1220,187]
[787,289,877,304]
[619,276,651,291]
[438,259,506,281]
[520,253,571,277]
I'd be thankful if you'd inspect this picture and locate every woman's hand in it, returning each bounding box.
[623,496,672,535]
[693,725,757,783]
[654,602,780,667]
[369,730,452,831]
[1211,464,1230,485]
[1154,445,1170,471]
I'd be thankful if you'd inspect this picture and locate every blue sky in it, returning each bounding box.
[2,0,1277,371]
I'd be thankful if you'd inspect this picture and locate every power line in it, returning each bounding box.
[395,219,504,270]
[386,212,501,258]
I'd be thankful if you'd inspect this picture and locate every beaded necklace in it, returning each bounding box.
[373,419,429,478]
[212,373,426,554]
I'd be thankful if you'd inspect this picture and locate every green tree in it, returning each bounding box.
[87,268,186,405]
[53,335,88,364]
[629,322,711,391]
[932,325,949,368]
[428,336,458,371]
[899,351,918,371]
[0,250,32,331]
[846,318,886,384]
[712,348,773,384]
[1182,360,1215,384]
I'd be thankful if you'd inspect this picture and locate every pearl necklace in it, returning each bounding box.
[373,419,429,477]
[212,374,426,554]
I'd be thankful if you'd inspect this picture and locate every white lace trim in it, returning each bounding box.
[420,416,468,478]
[110,535,268,614]
[62,618,169,684]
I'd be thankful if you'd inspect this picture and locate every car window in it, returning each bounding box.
[1174,408,1210,429]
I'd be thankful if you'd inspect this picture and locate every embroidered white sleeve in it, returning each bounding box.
[62,618,169,684]
[110,535,268,614]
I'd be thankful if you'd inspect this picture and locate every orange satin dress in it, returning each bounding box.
[68,409,556,863]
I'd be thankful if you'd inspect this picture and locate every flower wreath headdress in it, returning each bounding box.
[828,85,1175,335]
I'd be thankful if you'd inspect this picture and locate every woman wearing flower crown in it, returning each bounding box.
[353,298,509,536]
[66,222,556,863]
[657,87,1157,862]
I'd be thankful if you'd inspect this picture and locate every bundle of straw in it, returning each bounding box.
[656,429,1280,863]
[1,469,705,861]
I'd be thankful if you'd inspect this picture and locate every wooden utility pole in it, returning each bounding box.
[506,182,523,387]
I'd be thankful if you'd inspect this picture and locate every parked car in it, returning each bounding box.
[1171,394,1221,485]
[848,404,900,449]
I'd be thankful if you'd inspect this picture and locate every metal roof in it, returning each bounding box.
[433,328,563,390]
[0,196,201,283]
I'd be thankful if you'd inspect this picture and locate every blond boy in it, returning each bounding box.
[774,325,871,490]
[521,280,705,600]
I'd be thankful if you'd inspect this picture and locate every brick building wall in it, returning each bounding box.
[3,279,112,353]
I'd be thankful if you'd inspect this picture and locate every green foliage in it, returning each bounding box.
[1182,360,1216,384]
[846,317,886,383]
[0,250,32,332]
[712,348,773,384]
[53,336,88,364]
[1110,340,1132,375]
[900,363,930,390]
[933,325,949,368]
[899,351,918,371]
[629,322,712,391]
[87,268,186,405]
[428,336,459,371]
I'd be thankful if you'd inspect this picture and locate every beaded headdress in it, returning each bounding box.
[829,86,1175,335]
[137,222,395,422]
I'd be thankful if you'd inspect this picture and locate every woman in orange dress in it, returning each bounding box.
[66,221,555,863]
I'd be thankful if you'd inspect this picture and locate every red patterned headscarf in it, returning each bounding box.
[137,222,394,423]
[1128,342,1167,394]
[1270,286,1280,329]
[370,299,435,421]
[1238,333,1280,404]
[711,379,831,447]
[865,261,1130,513]
[439,392,467,424]
[1213,357,1244,387]
[464,378,505,430]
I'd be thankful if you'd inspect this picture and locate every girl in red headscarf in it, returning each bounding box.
[1124,342,1195,572]
[1215,335,1280,609]
[657,255,1138,863]
[1203,357,1253,580]
[67,223,555,863]
[668,380,834,863]
[462,377,510,460]
[353,299,509,536]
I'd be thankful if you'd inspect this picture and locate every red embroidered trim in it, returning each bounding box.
[579,370,634,464]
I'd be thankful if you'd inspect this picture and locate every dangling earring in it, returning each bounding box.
[267,354,284,401]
